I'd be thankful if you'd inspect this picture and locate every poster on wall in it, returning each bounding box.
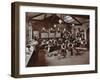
[49,33,55,38]
[11,2,97,78]
[33,31,39,38]
[56,32,61,38]
[41,33,48,38]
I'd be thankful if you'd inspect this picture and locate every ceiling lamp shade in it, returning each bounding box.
[59,19,62,24]
[54,24,57,28]
[72,23,75,26]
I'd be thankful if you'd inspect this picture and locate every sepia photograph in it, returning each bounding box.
[25,12,90,67]
[11,2,97,77]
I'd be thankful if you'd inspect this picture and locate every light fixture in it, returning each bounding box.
[42,27,46,31]
[72,24,75,26]
[59,19,62,24]
[50,27,53,31]
[63,28,66,31]
[54,24,56,28]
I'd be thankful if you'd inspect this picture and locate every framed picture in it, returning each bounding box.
[41,32,48,38]
[11,2,98,78]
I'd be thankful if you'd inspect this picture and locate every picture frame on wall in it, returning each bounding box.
[11,2,98,78]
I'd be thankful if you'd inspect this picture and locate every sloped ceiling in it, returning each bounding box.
[26,12,89,25]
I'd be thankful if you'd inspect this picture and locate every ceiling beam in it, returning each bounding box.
[30,19,42,21]
[72,15,89,19]
[30,19,82,26]
[44,14,47,19]
[30,13,44,19]
[71,16,82,25]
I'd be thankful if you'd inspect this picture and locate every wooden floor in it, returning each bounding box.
[46,51,89,66]
[27,50,47,67]
[26,49,89,67]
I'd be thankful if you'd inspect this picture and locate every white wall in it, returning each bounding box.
[0,0,100,80]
